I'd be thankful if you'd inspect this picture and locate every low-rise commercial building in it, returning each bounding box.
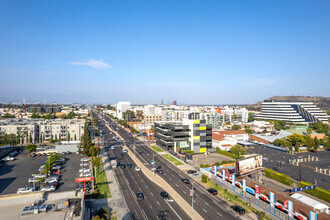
[212,130,249,151]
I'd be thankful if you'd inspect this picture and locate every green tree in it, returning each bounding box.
[248,112,254,122]
[122,110,135,122]
[25,144,37,153]
[230,144,246,157]
[135,110,144,122]
[244,128,253,134]
[79,122,92,156]
[232,124,241,130]
[307,128,313,136]
[3,113,15,118]
[287,134,305,147]
[31,113,40,118]
[201,174,208,183]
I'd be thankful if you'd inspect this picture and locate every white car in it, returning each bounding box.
[2,156,15,161]
[111,146,115,150]
[17,187,34,193]
[41,185,56,192]
[79,168,91,173]
[80,163,89,166]
[135,166,141,171]
[28,177,39,183]
[53,165,61,170]
[80,172,91,177]
[81,158,90,162]
[45,178,58,183]
[35,174,47,178]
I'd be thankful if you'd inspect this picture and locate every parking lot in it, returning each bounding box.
[0,149,81,195]
[247,145,330,189]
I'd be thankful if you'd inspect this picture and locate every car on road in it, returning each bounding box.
[41,185,56,192]
[208,188,218,195]
[160,191,169,199]
[120,164,126,168]
[135,166,141,171]
[187,170,197,174]
[182,178,190,184]
[127,163,132,168]
[122,148,128,153]
[231,205,245,214]
[310,149,318,153]
[17,187,35,193]
[136,192,144,201]
[156,169,164,174]
[28,177,39,183]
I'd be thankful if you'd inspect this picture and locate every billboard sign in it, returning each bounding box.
[236,155,263,175]
[75,176,95,183]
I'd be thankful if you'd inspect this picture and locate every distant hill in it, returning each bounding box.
[248,96,330,111]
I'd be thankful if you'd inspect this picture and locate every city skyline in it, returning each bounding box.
[1,0,329,104]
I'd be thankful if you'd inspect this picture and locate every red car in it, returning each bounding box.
[310,149,317,153]
[54,169,61,175]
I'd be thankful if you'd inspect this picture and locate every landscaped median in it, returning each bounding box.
[162,154,184,166]
[151,145,163,152]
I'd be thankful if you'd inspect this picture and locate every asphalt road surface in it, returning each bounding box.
[96,112,239,220]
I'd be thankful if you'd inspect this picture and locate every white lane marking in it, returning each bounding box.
[169,178,172,181]
[157,201,160,205]
[172,174,175,177]
[141,179,144,182]
[165,199,182,220]
[141,209,148,220]
[203,208,207,213]
[205,202,209,206]
[150,205,152,209]
[217,212,222,216]
[183,191,187,194]
[150,192,153,196]
[135,181,137,184]
[145,185,148,188]
[175,184,179,187]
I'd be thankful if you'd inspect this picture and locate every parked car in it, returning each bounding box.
[45,178,58,184]
[56,158,66,162]
[35,174,47,178]
[136,192,144,201]
[208,188,218,195]
[53,165,61,170]
[53,170,61,175]
[135,166,141,171]
[17,187,34,193]
[41,185,56,192]
[111,146,115,150]
[187,170,197,174]
[160,191,169,199]
[120,164,126,169]
[310,149,318,153]
[193,173,201,178]
[28,177,39,183]
[48,182,60,188]
[79,168,91,173]
[127,163,132,168]
[116,162,121,168]
[80,163,89,166]
[80,172,91,177]
[81,158,90,162]
[231,205,245,214]
[182,178,190,184]
[2,156,15,161]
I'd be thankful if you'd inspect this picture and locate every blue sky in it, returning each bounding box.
[0,0,329,104]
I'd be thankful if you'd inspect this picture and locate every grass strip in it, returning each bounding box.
[95,163,111,198]
[162,154,184,166]
[151,145,164,152]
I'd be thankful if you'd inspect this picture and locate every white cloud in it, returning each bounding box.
[69,59,112,70]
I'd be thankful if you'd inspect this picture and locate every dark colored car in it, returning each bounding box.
[157,169,164,174]
[310,149,317,153]
[120,164,126,168]
[127,163,132,168]
[116,162,121,168]
[208,188,218,195]
[182,178,190,184]
[187,170,197,174]
[156,166,162,170]
[231,205,245,214]
[160,191,169,199]
[136,192,144,201]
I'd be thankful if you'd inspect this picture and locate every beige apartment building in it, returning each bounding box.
[0,121,38,144]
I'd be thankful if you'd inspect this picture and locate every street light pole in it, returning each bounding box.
[153,154,156,176]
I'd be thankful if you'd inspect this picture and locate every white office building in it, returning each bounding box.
[116,102,131,119]
[254,102,328,123]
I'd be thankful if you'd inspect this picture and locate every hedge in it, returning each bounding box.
[299,182,330,203]
[182,150,194,154]
[216,147,243,159]
[263,168,292,186]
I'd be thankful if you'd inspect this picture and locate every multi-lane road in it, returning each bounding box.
[97,116,191,220]
[95,111,239,220]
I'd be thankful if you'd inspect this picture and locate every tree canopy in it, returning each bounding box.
[230,144,246,157]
